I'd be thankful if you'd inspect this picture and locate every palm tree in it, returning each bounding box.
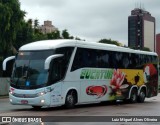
[27,19,33,28]
[34,19,40,34]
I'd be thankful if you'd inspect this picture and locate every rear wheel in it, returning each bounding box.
[129,89,137,103]
[137,89,146,103]
[65,91,77,108]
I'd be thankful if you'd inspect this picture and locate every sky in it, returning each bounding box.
[19,0,160,46]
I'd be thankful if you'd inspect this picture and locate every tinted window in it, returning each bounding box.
[48,47,74,84]
[71,47,158,71]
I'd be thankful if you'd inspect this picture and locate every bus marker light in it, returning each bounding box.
[40,92,45,96]
[9,88,15,95]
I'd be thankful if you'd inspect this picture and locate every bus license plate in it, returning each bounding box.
[21,100,28,104]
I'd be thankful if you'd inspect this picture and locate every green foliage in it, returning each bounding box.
[98,39,120,46]
[62,29,74,39]
[0,0,25,57]
[75,37,81,40]
[62,29,70,39]
[47,30,61,39]
[14,20,80,50]
[34,19,39,29]
[141,47,151,52]
[32,33,48,42]
[15,20,33,49]
[129,46,151,52]
[0,0,82,60]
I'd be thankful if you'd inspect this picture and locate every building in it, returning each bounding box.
[128,8,155,52]
[156,34,160,57]
[39,20,58,34]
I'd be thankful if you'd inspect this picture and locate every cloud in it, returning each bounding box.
[20,0,160,45]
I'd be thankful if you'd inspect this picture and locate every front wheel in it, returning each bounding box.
[129,89,137,103]
[137,89,146,103]
[65,91,77,108]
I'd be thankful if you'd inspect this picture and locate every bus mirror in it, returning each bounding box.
[3,56,15,71]
[44,54,63,70]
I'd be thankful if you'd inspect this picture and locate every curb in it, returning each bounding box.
[0,95,9,99]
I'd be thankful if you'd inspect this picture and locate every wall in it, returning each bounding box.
[156,34,160,57]
[144,20,155,52]
[0,78,10,96]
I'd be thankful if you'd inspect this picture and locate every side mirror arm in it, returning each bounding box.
[44,54,63,70]
[3,56,15,71]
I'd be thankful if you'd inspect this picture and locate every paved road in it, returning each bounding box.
[0,94,160,125]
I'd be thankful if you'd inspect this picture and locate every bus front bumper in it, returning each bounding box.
[9,93,50,107]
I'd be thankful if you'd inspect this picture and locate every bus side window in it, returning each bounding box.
[122,53,129,69]
[71,48,82,71]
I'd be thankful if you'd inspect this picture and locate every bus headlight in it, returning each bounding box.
[37,91,46,97]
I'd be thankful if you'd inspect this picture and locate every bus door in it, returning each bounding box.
[48,56,64,106]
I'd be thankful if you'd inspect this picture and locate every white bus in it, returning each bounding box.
[3,39,159,108]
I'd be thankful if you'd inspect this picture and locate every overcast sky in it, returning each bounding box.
[19,0,160,46]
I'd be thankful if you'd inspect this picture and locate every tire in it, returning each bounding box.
[32,106,42,109]
[129,89,137,103]
[65,91,77,108]
[137,89,146,103]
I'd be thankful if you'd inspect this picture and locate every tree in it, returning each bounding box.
[15,20,34,49]
[98,39,120,46]
[0,0,25,58]
[62,29,70,39]
[34,19,40,34]
[47,30,61,39]
[141,47,151,52]
[54,30,61,39]
[34,19,39,29]
[27,19,33,28]
[129,46,151,51]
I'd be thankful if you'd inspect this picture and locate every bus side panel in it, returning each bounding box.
[49,82,63,106]
[143,64,159,97]
[79,67,158,102]
[80,80,111,103]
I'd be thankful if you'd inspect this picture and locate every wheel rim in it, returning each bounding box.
[67,95,74,105]
[131,94,136,101]
[131,91,137,102]
[140,91,145,100]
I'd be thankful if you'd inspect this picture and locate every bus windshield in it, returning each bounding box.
[11,50,53,89]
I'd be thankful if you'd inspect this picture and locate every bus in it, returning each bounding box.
[3,39,159,108]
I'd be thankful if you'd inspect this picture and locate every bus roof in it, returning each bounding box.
[19,39,157,56]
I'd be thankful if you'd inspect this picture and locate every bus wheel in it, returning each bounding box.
[32,106,42,109]
[137,89,146,103]
[65,91,77,108]
[129,89,137,103]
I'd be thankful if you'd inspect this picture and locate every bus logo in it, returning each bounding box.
[86,85,108,98]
